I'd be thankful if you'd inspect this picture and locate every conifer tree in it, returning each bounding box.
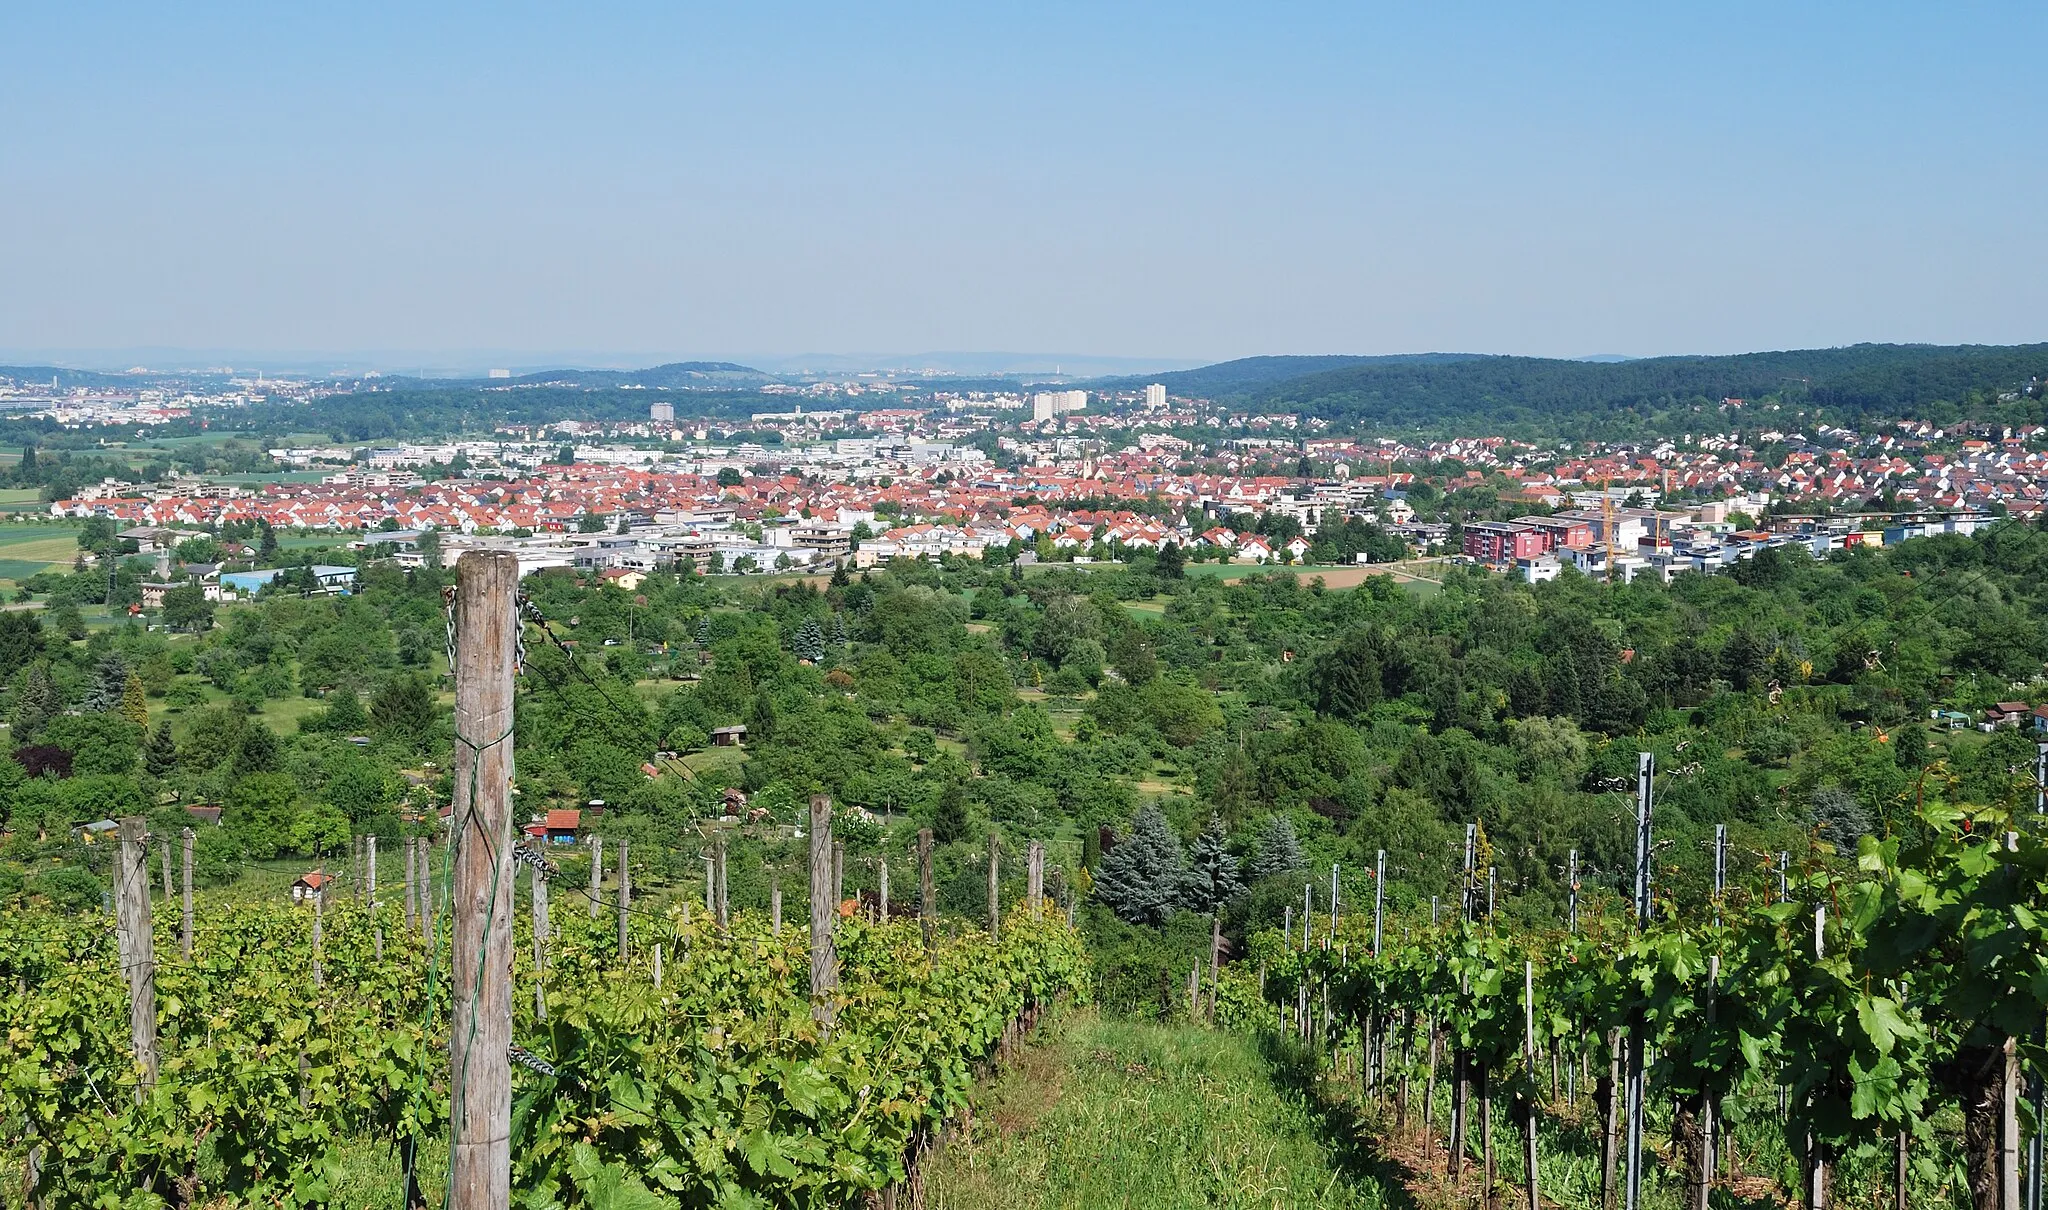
[792,617,827,663]
[120,671,148,728]
[1093,804,1187,925]
[832,612,849,646]
[1181,813,1243,911]
[11,661,60,743]
[144,720,179,778]
[84,653,128,713]
[1248,813,1304,880]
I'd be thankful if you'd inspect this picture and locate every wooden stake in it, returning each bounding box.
[368,835,381,961]
[879,858,889,921]
[1208,913,1221,1022]
[771,876,782,935]
[714,835,729,930]
[312,862,325,988]
[180,827,194,963]
[530,850,547,1021]
[918,828,935,950]
[1524,961,1540,1210]
[114,817,158,1091]
[616,837,630,962]
[809,794,838,1025]
[653,942,663,989]
[447,548,518,1210]
[588,834,602,920]
[1027,840,1043,911]
[404,835,417,929]
[987,829,1000,939]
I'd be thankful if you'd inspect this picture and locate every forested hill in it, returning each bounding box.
[1136,343,2048,436]
[1096,353,1487,398]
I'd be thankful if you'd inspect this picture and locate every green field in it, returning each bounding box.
[925,1012,1394,1210]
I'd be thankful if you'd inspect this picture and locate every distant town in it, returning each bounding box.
[12,364,2040,594]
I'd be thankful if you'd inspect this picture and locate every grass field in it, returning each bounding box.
[924,1013,1396,1210]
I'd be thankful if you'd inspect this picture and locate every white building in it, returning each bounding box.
[1144,383,1167,409]
[650,402,674,423]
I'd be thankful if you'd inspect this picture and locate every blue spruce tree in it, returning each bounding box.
[1248,814,1304,880]
[1093,804,1187,925]
[1180,813,1243,912]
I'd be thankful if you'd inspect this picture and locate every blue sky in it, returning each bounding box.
[3,2,2043,368]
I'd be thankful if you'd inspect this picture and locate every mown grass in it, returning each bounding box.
[925,1012,1401,1210]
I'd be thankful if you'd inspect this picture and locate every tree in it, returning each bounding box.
[231,724,282,778]
[716,467,744,488]
[373,675,438,752]
[120,671,148,729]
[932,781,972,843]
[1155,540,1185,579]
[747,686,778,743]
[0,611,42,682]
[42,713,142,777]
[144,720,179,778]
[417,528,443,570]
[1810,784,1872,851]
[1248,814,1304,879]
[162,583,215,632]
[1181,814,1243,912]
[257,520,279,562]
[1094,804,1188,925]
[225,772,302,860]
[10,661,61,743]
[84,653,128,713]
[792,617,826,663]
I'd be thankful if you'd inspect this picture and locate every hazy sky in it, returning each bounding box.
[4,2,2044,367]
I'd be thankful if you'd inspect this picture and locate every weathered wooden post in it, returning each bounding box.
[159,837,174,904]
[114,817,159,1091]
[530,847,548,1021]
[312,862,325,988]
[810,795,838,1025]
[987,830,1000,939]
[714,835,729,930]
[879,858,890,921]
[588,834,602,919]
[771,875,783,935]
[368,835,382,961]
[918,828,936,950]
[1027,840,1043,911]
[405,834,417,929]
[447,548,517,1210]
[180,827,195,962]
[616,838,630,962]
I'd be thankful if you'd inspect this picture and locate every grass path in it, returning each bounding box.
[924,1012,1404,1210]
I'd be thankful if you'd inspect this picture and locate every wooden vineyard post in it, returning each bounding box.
[368,836,381,961]
[617,838,630,962]
[1524,961,1541,1210]
[404,836,417,929]
[879,858,890,921]
[588,835,602,920]
[987,830,1000,940]
[653,943,663,989]
[771,876,782,935]
[114,817,159,1091]
[420,838,435,941]
[809,795,838,1025]
[1027,840,1043,912]
[180,827,194,962]
[713,835,729,930]
[531,849,548,1021]
[1209,912,1221,1023]
[159,837,174,903]
[1188,962,1200,1018]
[918,828,936,950]
[447,549,517,1210]
[312,863,325,988]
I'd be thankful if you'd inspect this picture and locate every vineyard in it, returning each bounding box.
[0,853,1087,1208]
[1237,766,2048,1210]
